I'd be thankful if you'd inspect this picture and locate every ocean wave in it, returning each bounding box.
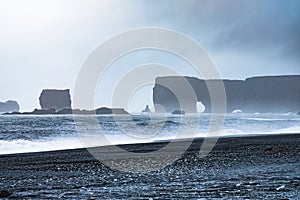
[219,126,300,136]
[1,113,299,155]
[0,134,156,155]
[179,126,300,139]
[0,138,84,155]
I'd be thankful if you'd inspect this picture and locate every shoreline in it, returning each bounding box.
[1,133,299,168]
[0,132,299,157]
[1,133,299,199]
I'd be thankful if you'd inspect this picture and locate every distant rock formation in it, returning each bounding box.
[4,107,129,115]
[95,107,129,115]
[0,100,20,113]
[153,75,300,113]
[39,89,71,111]
[172,110,185,115]
[32,108,56,115]
[142,105,151,113]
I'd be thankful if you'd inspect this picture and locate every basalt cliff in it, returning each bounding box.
[0,100,20,113]
[39,89,72,111]
[153,75,300,113]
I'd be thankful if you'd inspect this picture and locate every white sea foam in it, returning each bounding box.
[232,109,242,114]
[283,112,294,116]
[243,117,283,121]
[0,135,155,155]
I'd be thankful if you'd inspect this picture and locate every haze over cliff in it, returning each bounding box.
[153,75,300,113]
[0,100,20,113]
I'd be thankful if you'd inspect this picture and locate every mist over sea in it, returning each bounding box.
[0,113,299,155]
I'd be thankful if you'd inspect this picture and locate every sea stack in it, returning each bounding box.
[39,89,72,111]
[142,105,151,113]
[0,100,20,113]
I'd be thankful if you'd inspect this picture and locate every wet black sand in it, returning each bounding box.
[1,134,299,199]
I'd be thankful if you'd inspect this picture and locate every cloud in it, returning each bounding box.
[0,0,137,110]
[127,0,300,65]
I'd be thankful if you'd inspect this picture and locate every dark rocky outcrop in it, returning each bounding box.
[0,190,11,198]
[32,108,56,115]
[39,89,71,111]
[0,100,19,113]
[4,107,129,115]
[153,75,300,113]
[142,105,151,113]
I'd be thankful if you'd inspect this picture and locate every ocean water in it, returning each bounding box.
[0,113,299,155]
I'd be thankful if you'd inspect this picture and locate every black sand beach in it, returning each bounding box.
[1,134,299,199]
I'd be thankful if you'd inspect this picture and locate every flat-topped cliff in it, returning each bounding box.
[153,75,300,113]
[39,89,72,111]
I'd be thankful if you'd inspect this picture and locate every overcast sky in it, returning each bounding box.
[0,0,299,111]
